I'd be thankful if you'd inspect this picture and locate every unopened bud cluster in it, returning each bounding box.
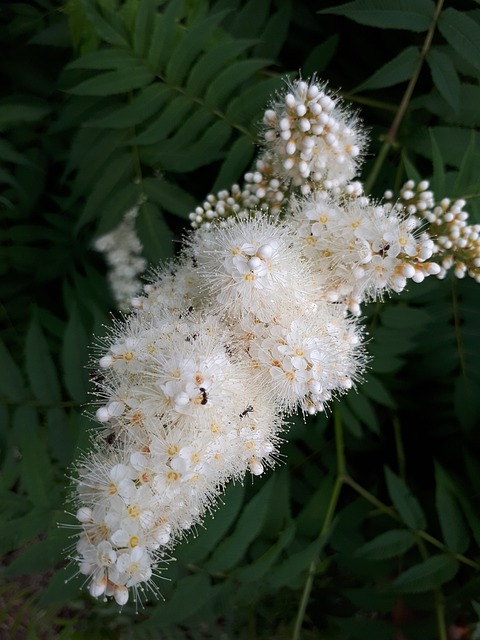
[189,154,286,229]
[70,77,479,606]
[263,78,367,192]
[385,180,480,282]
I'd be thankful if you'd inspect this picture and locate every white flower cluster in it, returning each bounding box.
[73,212,365,604]
[71,77,472,605]
[93,206,147,311]
[385,180,480,282]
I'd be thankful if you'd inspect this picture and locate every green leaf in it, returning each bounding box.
[75,153,133,230]
[87,84,171,129]
[454,377,480,432]
[96,181,139,236]
[68,128,126,187]
[0,100,50,128]
[380,305,431,331]
[143,177,197,218]
[235,520,296,583]
[147,0,183,74]
[80,0,129,47]
[385,467,427,530]
[142,574,213,626]
[211,135,255,192]
[402,150,422,182]
[435,463,469,553]
[0,338,27,402]
[150,109,215,154]
[392,555,459,593]
[37,567,84,607]
[355,46,420,92]
[438,8,480,75]
[62,303,89,403]
[226,75,282,124]
[155,120,232,172]
[67,67,154,96]
[426,48,460,113]
[320,0,435,32]
[0,510,52,556]
[186,38,255,95]
[5,527,69,577]
[454,130,477,198]
[165,10,230,85]
[131,94,193,145]
[362,374,397,409]
[268,530,332,589]
[25,315,61,404]
[410,126,480,169]
[15,406,53,507]
[47,408,76,467]
[0,140,34,167]
[303,35,339,77]
[133,0,155,57]
[254,3,291,59]
[176,483,245,563]
[205,58,272,108]
[355,529,416,560]
[429,129,446,196]
[296,474,336,536]
[230,0,269,38]
[136,202,174,263]
[346,391,379,434]
[338,402,363,437]
[66,48,141,70]
[207,474,276,572]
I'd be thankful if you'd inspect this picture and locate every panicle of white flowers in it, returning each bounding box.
[73,217,365,605]
[93,206,147,311]
[385,180,480,282]
[71,76,480,606]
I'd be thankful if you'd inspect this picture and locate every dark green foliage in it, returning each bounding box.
[2,0,480,638]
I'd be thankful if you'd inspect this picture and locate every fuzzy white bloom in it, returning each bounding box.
[189,216,319,323]
[93,206,147,311]
[289,191,438,313]
[246,302,364,414]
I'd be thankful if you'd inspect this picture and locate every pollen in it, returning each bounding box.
[129,535,139,548]
[128,505,141,518]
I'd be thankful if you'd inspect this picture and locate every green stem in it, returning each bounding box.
[435,588,448,640]
[363,0,445,194]
[393,417,406,481]
[291,410,346,640]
